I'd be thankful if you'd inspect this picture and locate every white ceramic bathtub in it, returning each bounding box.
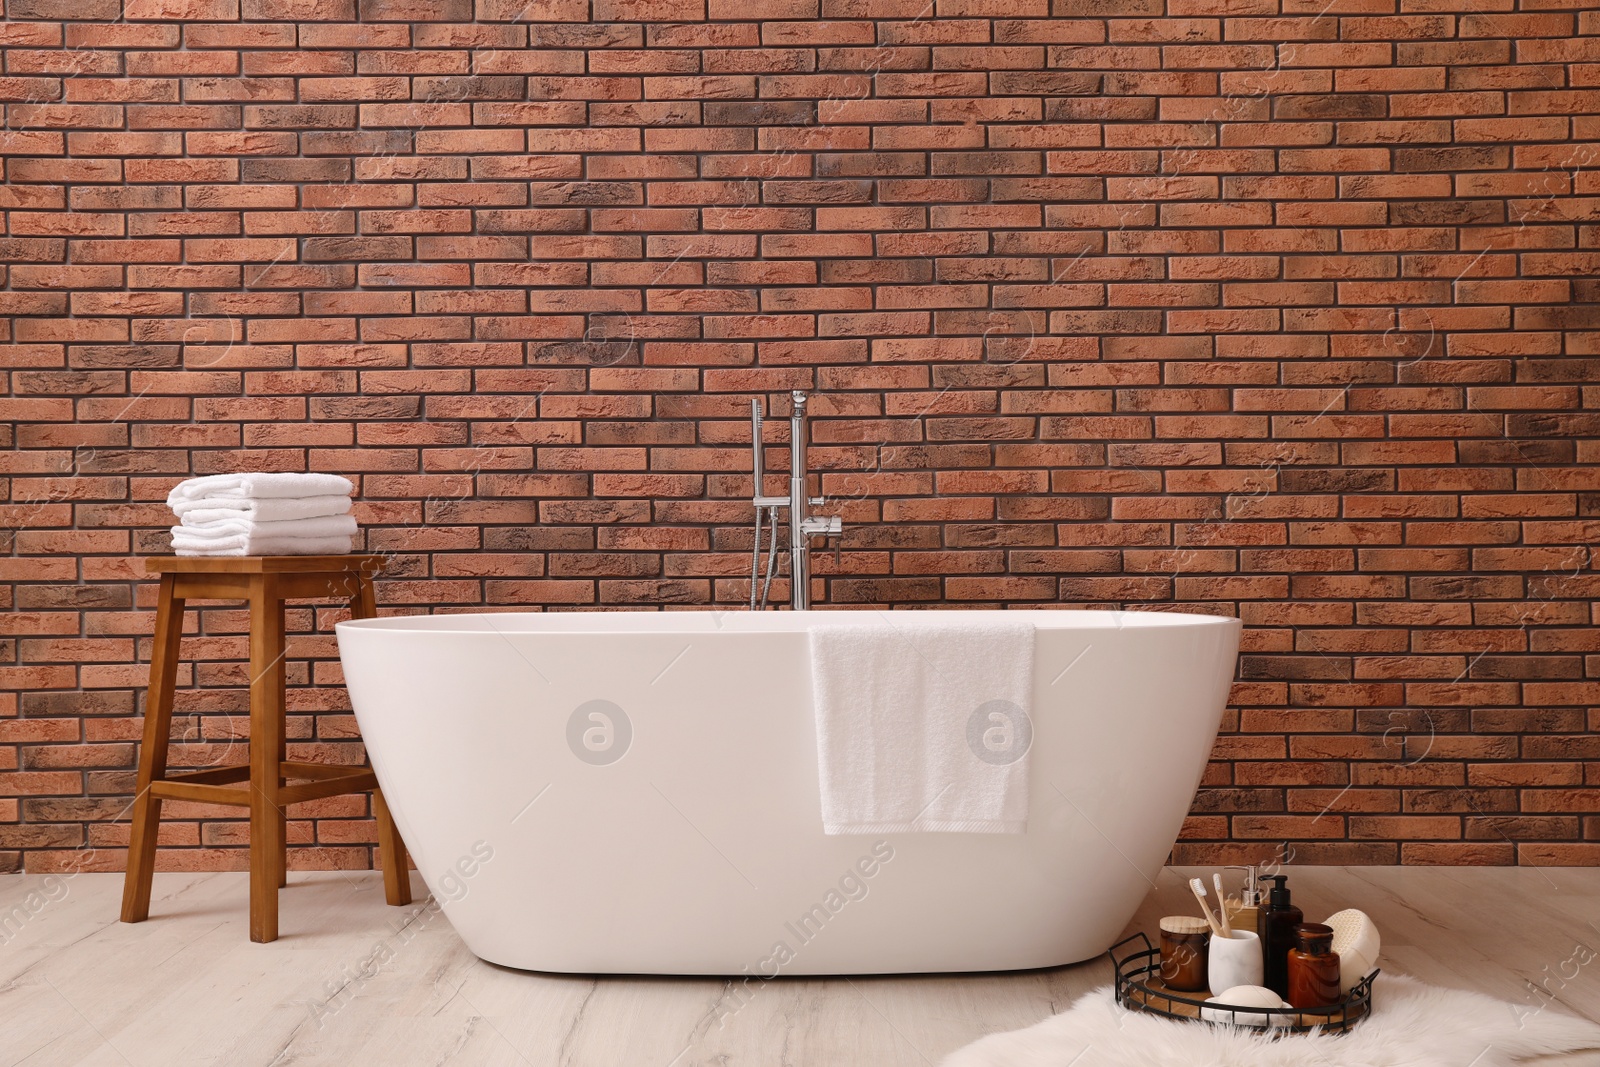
[335,609,1240,975]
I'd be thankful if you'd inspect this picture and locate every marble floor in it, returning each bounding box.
[1,866,1598,1065]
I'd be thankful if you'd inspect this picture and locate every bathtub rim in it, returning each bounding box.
[336,607,1243,637]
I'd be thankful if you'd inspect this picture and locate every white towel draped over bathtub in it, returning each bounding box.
[808,618,1035,835]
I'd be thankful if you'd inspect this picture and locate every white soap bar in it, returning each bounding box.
[1201,985,1291,1026]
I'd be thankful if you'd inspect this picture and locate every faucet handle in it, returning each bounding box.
[799,515,841,538]
[808,496,826,507]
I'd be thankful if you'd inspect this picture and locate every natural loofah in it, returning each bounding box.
[1323,907,1381,995]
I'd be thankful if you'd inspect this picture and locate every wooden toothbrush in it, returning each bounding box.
[1212,873,1233,937]
[1188,876,1224,937]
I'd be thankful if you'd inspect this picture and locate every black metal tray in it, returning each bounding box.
[1109,931,1377,1034]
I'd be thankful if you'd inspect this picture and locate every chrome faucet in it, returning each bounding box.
[749,390,841,610]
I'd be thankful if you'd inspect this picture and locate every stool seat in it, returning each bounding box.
[120,554,411,942]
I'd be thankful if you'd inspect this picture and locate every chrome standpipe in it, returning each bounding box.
[749,390,841,610]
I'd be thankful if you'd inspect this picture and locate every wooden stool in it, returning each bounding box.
[119,555,412,943]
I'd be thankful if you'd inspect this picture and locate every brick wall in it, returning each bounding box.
[2,0,1599,874]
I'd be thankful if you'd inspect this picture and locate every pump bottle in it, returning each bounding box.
[1257,874,1303,998]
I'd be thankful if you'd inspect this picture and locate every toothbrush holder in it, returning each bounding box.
[1207,929,1263,993]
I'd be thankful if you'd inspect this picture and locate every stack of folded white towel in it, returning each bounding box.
[167,473,357,557]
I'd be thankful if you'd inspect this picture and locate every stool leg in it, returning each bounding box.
[372,789,411,907]
[121,575,185,924]
[272,591,291,892]
[348,571,411,906]
[352,570,377,622]
[276,646,288,891]
[248,574,287,943]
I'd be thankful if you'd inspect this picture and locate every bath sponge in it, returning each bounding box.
[1323,908,1380,994]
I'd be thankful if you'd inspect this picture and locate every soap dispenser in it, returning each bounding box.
[1257,874,1303,999]
[1225,864,1261,931]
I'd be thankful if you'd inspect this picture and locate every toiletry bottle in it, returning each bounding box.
[1257,874,1303,999]
[1225,864,1260,932]
[1287,923,1341,1008]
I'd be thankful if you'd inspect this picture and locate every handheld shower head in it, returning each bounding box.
[750,397,765,496]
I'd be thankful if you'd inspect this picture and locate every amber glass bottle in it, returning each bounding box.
[1287,923,1342,1009]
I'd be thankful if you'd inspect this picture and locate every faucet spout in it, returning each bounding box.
[788,392,812,610]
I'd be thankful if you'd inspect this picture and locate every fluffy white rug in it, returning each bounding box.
[942,974,1600,1067]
